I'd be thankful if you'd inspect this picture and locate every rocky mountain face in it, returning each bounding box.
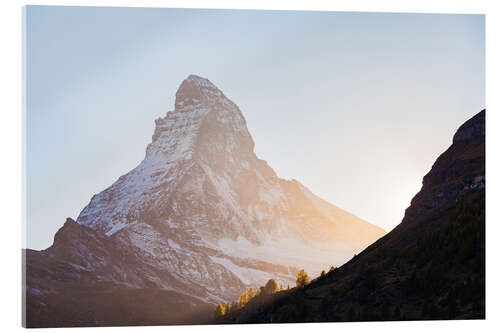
[220,110,485,323]
[24,75,385,327]
[24,219,214,327]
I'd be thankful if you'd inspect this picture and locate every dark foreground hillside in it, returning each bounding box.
[219,110,485,323]
[24,278,213,327]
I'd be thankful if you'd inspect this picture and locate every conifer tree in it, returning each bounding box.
[247,287,255,299]
[238,290,249,308]
[263,278,278,295]
[296,269,310,288]
[214,303,225,319]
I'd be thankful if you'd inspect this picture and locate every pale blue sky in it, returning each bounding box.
[25,6,484,250]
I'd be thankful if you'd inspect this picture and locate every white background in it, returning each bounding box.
[1,0,498,332]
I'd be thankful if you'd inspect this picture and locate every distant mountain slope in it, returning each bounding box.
[24,75,385,327]
[220,110,485,323]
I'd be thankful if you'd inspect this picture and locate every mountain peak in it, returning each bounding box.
[175,74,225,110]
[452,109,485,143]
[186,74,215,86]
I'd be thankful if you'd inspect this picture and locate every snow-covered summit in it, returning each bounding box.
[175,74,231,110]
[75,75,385,303]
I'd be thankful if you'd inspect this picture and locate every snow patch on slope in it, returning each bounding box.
[210,256,292,288]
[217,235,354,277]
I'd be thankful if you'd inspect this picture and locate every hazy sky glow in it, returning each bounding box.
[25,6,484,250]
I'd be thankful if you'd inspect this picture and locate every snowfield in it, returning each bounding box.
[73,75,385,302]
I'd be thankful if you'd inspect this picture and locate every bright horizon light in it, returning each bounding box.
[25,6,484,250]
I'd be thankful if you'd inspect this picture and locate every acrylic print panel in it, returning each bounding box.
[22,5,485,327]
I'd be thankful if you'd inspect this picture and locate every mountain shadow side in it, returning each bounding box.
[218,110,485,323]
[23,219,214,327]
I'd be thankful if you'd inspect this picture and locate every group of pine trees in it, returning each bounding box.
[214,267,337,319]
[213,279,287,319]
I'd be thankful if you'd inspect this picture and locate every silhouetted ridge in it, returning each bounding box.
[453,109,485,143]
[219,110,485,323]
